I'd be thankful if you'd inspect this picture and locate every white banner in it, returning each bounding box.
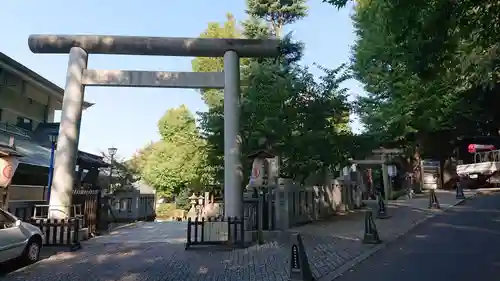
[0,157,20,187]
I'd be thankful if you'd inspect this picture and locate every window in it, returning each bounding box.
[0,108,3,122]
[127,198,133,212]
[16,116,33,131]
[0,209,16,229]
[114,200,121,211]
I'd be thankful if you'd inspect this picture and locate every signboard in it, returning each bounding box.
[267,156,279,184]
[0,157,19,187]
[468,144,495,153]
[387,165,397,177]
[249,158,265,187]
[421,160,440,190]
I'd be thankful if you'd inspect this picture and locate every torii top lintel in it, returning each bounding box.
[28,34,281,58]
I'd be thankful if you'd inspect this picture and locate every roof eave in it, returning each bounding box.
[0,52,93,110]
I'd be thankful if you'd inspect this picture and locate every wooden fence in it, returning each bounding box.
[30,218,82,251]
[72,189,100,235]
[9,189,102,237]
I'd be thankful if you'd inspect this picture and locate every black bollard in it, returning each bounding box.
[428,189,441,209]
[363,211,382,244]
[289,233,315,281]
[456,180,466,200]
[377,194,390,219]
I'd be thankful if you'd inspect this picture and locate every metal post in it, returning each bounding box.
[108,154,114,194]
[382,163,390,201]
[46,141,56,201]
[223,50,242,218]
[49,47,88,219]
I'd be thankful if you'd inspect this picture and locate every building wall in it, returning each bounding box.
[8,185,46,201]
[0,69,57,129]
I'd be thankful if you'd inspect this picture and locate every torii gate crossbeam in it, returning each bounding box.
[28,34,280,219]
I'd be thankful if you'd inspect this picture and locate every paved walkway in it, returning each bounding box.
[2,190,476,281]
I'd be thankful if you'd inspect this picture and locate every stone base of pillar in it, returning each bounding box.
[49,206,71,219]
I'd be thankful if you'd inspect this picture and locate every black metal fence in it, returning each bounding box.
[185,216,245,250]
[244,187,276,231]
[30,218,82,251]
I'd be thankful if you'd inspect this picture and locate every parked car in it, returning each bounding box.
[0,208,43,264]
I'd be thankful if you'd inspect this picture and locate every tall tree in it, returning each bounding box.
[191,13,241,108]
[245,0,308,37]
[200,1,356,183]
[136,106,211,197]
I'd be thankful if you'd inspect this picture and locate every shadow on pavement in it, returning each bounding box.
[0,247,70,276]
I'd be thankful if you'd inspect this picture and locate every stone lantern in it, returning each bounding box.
[186,193,198,219]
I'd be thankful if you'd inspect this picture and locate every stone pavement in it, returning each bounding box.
[2,189,476,281]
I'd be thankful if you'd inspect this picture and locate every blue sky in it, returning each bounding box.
[1,0,362,159]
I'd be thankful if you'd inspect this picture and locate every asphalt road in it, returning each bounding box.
[335,192,500,281]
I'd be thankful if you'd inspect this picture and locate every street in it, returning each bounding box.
[335,191,500,281]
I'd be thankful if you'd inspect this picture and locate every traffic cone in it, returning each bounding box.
[377,194,390,219]
[456,182,466,200]
[289,233,315,281]
[363,211,382,244]
[428,189,441,209]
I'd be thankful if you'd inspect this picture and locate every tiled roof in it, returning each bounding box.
[0,132,51,167]
[0,130,107,168]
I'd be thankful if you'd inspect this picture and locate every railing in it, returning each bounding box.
[33,204,83,219]
[474,149,500,163]
[0,122,32,137]
[8,200,47,221]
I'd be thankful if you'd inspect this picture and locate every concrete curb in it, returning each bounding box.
[108,221,145,232]
[322,191,480,281]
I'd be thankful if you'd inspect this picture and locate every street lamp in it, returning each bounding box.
[46,133,58,201]
[108,147,117,194]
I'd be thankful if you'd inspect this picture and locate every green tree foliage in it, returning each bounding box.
[134,106,212,197]
[133,0,357,194]
[245,0,308,37]
[191,13,241,108]
[100,152,138,191]
[174,188,192,211]
[194,0,354,184]
[323,0,500,184]
[328,0,500,143]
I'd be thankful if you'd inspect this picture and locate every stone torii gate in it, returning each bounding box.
[350,148,403,200]
[28,34,280,219]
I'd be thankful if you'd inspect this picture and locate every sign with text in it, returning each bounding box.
[468,144,495,153]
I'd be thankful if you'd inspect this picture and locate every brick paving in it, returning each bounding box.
[1,190,475,281]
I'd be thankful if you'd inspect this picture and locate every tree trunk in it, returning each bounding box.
[412,144,423,193]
